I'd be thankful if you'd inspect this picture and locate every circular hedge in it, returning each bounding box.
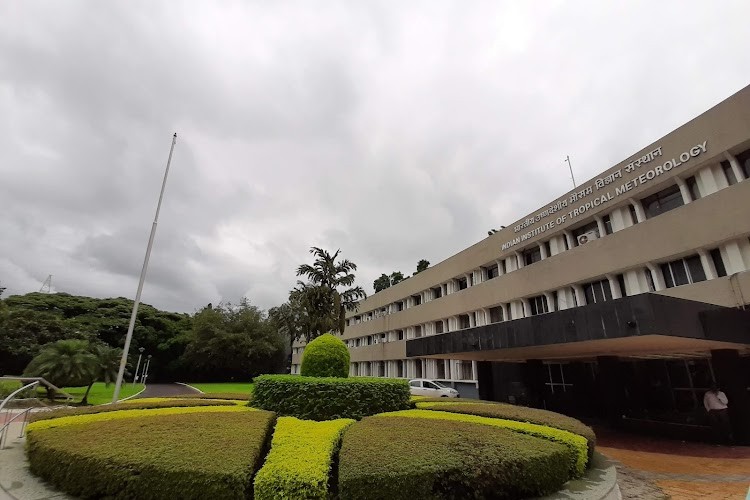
[300,333,350,378]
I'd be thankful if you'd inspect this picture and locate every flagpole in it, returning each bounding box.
[565,155,577,188]
[112,133,177,403]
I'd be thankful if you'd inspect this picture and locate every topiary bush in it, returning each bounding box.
[254,416,354,500]
[251,375,411,420]
[300,333,350,378]
[26,410,276,500]
[338,416,571,500]
[30,399,237,422]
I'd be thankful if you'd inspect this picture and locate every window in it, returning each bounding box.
[528,295,549,316]
[661,255,706,288]
[544,363,573,394]
[415,360,424,378]
[686,175,701,201]
[667,359,715,412]
[523,246,542,265]
[395,301,404,312]
[572,221,600,246]
[737,148,750,179]
[710,249,727,277]
[583,279,613,304]
[489,305,504,323]
[459,314,471,329]
[412,294,422,306]
[414,325,423,338]
[544,241,552,258]
[642,184,684,219]
[436,361,446,379]
[435,321,444,334]
[720,161,738,186]
[457,277,468,290]
[458,361,473,380]
[616,274,627,297]
[645,268,656,292]
[397,360,404,378]
[432,286,442,299]
[628,204,639,225]
[409,380,421,388]
[602,215,613,235]
[486,264,500,280]
[397,330,404,341]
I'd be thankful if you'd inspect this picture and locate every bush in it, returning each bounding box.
[338,416,571,500]
[380,409,588,477]
[26,410,275,500]
[254,417,354,500]
[174,392,251,401]
[29,405,252,427]
[300,333,350,378]
[251,375,410,420]
[0,380,22,399]
[417,400,596,463]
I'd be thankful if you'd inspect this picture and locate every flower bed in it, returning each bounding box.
[338,415,571,499]
[26,410,276,500]
[254,416,354,500]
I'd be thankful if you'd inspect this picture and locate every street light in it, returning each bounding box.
[132,347,145,387]
[142,355,153,385]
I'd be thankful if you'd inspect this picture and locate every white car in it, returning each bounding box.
[408,379,460,398]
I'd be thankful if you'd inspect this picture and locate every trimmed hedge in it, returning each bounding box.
[379,409,588,477]
[28,405,253,429]
[0,380,22,398]
[417,400,596,462]
[29,399,237,423]
[339,416,571,500]
[172,392,251,401]
[254,417,354,500]
[26,410,276,500]
[251,375,410,420]
[300,333,350,378]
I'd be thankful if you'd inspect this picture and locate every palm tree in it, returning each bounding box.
[296,247,366,339]
[23,339,98,401]
[80,344,122,405]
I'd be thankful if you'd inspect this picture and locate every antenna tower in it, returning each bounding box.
[40,275,53,293]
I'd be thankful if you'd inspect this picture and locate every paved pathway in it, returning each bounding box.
[596,428,750,499]
[132,383,200,398]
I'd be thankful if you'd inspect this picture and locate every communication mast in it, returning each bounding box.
[40,275,53,293]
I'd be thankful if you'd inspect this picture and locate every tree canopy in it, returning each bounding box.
[373,260,429,292]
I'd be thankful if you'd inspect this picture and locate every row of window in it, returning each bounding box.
[290,359,476,381]
[347,148,749,326]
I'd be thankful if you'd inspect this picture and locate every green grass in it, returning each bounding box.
[60,383,145,405]
[187,383,254,395]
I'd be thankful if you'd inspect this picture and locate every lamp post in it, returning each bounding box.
[132,347,145,387]
[142,355,152,385]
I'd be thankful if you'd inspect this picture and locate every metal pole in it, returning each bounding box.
[143,356,152,384]
[132,348,144,387]
[565,155,577,188]
[112,133,177,403]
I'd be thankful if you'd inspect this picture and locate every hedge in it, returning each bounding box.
[0,380,22,398]
[172,392,251,401]
[254,416,354,500]
[251,375,410,420]
[28,405,253,429]
[26,410,276,500]
[29,399,237,423]
[379,409,588,477]
[338,415,571,500]
[300,333,350,378]
[417,400,596,462]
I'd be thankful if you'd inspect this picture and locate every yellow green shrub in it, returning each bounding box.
[378,409,588,477]
[254,416,354,500]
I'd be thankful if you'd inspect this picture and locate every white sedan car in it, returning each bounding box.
[408,379,460,398]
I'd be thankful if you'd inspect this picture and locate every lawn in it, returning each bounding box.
[60,383,145,405]
[188,382,254,395]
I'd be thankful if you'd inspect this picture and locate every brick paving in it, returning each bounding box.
[596,428,750,500]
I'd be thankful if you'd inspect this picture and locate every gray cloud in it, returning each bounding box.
[1,0,749,312]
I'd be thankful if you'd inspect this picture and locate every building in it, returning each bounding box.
[290,85,750,443]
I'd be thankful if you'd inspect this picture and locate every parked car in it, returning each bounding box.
[408,379,460,398]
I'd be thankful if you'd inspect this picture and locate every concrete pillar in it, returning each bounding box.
[572,285,586,307]
[697,166,720,196]
[646,263,666,291]
[500,303,510,322]
[724,151,746,182]
[723,241,749,274]
[563,231,574,250]
[539,242,548,259]
[698,250,718,280]
[543,292,556,312]
[623,269,643,295]
[610,206,631,232]
[496,259,505,276]
[468,312,476,328]
[548,235,564,256]
[515,252,525,269]
[711,349,750,444]
[629,198,646,222]
[606,274,622,299]
[712,164,730,189]
[595,216,607,237]
[675,177,692,203]
[556,288,575,310]
[521,298,531,317]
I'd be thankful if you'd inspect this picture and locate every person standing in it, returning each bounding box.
[704,385,733,444]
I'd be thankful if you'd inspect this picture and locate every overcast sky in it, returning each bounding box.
[1,1,749,313]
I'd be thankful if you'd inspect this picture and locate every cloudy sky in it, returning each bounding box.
[1,1,749,313]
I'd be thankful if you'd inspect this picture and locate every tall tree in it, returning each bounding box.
[415,259,430,274]
[389,271,405,285]
[373,274,392,292]
[295,247,366,340]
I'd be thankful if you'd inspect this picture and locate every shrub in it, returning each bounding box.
[300,333,350,378]
[173,392,251,401]
[28,405,252,428]
[26,410,275,500]
[379,409,588,477]
[339,416,571,500]
[0,380,22,398]
[254,417,354,500]
[417,400,596,462]
[251,375,410,420]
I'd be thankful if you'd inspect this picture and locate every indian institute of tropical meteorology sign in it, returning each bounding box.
[501,140,709,251]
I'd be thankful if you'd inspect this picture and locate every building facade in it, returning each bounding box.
[291,85,750,442]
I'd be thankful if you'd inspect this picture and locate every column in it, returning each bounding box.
[556,288,575,310]
[723,241,749,274]
[468,312,476,328]
[697,167,720,195]
[595,216,607,237]
[548,235,565,256]
[629,198,646,222]
[606,274,622,299]
[610,206,631,232]
[596,356,626,425]
[539,242,548,259]
[724,151,746,182]
[515,251,525,269]
[521,299,531,317]
[675,177,692,204]
[543,292,556,312]
[496,259,505,276]
[698,249,717,280]
[563,231,574,250]
[711,349,750,444]
[572,285,586,307]
[500,303,510,322]
[646,263,666,291]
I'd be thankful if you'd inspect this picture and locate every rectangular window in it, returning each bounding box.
[486,264,500,279]
[616,274,627,297]
[528,295,549,316]
[642,184,684,219]
[435,321,444,334]
[544,363,573,394]
[544,240,552,258]
[645,268,656,292]
[628,204,639,225]
[603,215,613,235]
[686,175,701,201]
[459,314,470,329]
[457,277,468,290]
[661,254,707,288]
[397,330,404,341]
[572,221,600,246]
[432,286,442,299]
[436,361,446,379]
[710,248,727,277]
[582,279,613,304]
[721,161,738,186]
[737,148,750,179]
[489,306,504,323]
[412,294,422,306]
[523,246,542,265]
